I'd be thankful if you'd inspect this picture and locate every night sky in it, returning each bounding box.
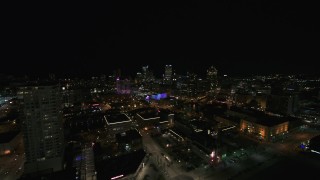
[3,1,318,78]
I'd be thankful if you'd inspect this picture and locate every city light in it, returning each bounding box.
[311,150,320,155]
[210,151,215,158]
[111,174,124,180]
[4,150,11,155]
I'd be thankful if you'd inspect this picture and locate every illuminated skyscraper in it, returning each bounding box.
[18,84,64,175]
[164,65,173,84]
[187,72,198,97]
[207,66,218,95]
[141,65,155,82]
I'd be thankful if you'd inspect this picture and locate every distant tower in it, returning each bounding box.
[142,65,155,82]
[164,65,173,84]
[207,66,218,95]
[142,65,149,82]
[136,72,143,84]
[18,84,64,174]
[49,73,55,80]
[187,72,198,97]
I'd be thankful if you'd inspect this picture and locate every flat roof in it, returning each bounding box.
[229,107,289,127]
[190,120,217,130]
[104,113,132,125]
[218,114,241,123]
[116,129,142,143]
[137,112,159,120]
[0,131,20,144]
[243,114,288,127]
[95,149,146,180]
[137,108,173,121]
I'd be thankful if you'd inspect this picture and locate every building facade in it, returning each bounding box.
[18,84,64,174]
[240,119,289,141]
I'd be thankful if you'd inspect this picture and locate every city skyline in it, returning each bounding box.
[1,2,319,179]
[1,61,318,80]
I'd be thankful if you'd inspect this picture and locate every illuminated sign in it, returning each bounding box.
[146,93,167,100]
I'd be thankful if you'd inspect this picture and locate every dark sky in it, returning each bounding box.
[3,1,319,78]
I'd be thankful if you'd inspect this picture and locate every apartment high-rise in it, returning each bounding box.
[18,84,64,175]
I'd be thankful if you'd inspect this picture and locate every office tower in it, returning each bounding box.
[142,65,155,82]
[187,72,198,97]
[142,65,149,82]
[207,66,218,95]
[164,65,173,84]
[18,84,64,174]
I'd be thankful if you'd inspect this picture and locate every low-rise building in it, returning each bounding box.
[224,107,291,141]
[240,115,289,141]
